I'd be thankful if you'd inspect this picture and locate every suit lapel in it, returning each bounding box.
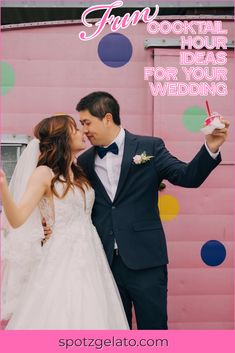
[113,130,138,203]
[86,147,112,204]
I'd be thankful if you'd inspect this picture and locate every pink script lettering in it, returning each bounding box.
[79,1,159,41]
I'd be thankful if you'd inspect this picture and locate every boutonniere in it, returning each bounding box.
[133,152,154,165]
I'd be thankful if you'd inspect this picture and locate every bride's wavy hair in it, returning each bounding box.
[34,114,90,198]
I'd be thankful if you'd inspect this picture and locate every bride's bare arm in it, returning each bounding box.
[0,166,52,228]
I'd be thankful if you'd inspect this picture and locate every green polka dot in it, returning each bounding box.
[1,62,15,96]
[182,106,206,132]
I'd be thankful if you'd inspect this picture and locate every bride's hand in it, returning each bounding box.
[41,217,53,245]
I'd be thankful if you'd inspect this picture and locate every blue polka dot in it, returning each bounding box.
[201,240,226,266]
[98,33,133,68]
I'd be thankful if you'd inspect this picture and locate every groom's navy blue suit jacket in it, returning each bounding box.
[78,130,221,270]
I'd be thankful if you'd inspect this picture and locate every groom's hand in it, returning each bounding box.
[41,217,52,245]
[206,118,230,153]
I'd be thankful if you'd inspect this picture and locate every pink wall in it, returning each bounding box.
[1,18,234,329]
[2,23,153,136]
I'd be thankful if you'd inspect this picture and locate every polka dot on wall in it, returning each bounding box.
[201,240,226,266]
[158,195,180,221]
[182,106,206,132]
[1,61,15,96]
[98,33,133,68]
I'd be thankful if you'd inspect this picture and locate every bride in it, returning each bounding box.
[0,114,129,330]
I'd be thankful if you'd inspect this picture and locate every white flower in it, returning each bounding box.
[133,155,142,164]
[133,152,154,165]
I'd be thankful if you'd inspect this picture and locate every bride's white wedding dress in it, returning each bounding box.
[5,182,129,330]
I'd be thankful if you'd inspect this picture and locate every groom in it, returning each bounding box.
[76,91,229,329]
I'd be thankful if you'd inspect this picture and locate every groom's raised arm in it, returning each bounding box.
[154,118,229,188]
[155,141,221,188]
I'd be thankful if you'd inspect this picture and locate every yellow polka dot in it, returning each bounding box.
[158,195,180,221]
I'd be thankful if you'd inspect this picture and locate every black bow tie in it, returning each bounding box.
[96,142,119,159]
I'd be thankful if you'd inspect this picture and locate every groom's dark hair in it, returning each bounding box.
[76,91,121,126]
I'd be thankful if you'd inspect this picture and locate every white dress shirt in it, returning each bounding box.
[204,142,220,159]
[95,127,125,201]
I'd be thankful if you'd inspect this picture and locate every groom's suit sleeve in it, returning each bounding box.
[154,138,221,187]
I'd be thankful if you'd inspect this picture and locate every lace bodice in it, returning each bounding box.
[38,182,95,233]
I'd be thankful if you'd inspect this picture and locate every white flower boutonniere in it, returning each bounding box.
[133,152,154,165]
